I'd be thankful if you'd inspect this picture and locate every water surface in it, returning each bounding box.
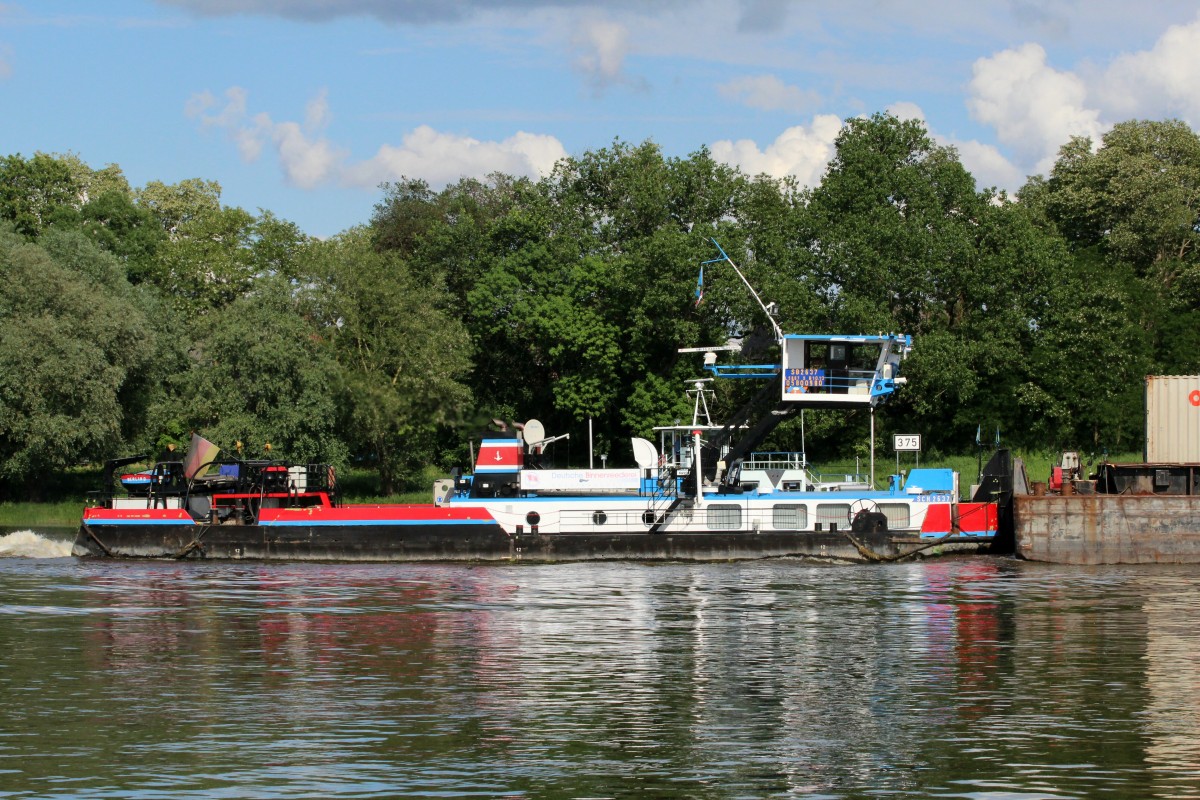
[1,530,1198,798]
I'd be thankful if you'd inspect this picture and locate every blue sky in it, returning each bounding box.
[3,0,1200,237]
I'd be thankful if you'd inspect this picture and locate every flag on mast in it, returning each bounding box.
[694,264,704,307]
[182,433,221,480]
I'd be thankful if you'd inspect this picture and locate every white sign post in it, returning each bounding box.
[893,434,921,476]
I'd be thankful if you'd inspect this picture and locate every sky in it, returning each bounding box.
[3,0,1200,238]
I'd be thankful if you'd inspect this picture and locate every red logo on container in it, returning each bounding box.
[1190,389,1200,407]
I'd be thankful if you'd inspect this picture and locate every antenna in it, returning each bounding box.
[704,239,783,344]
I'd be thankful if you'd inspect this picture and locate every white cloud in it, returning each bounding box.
[186,86,344,188]
[966,43,1106,172]
[709,114,844,185]
[1100,15,1200,121]
[571,16,636,92]
[270,123,345,189]
[305,89,332,129]
[187,86,248,129]
[187,87,568,190]
[718,74,820,113]
[345,126,568,188]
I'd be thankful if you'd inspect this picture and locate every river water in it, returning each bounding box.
[1,530,1199,799]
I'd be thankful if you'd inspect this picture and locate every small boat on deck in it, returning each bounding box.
[75,245,1009,563]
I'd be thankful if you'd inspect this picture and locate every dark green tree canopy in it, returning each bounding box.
[0,225,156,492]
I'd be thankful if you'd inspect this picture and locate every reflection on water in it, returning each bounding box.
[0,554,1198,798]
[1141,575,1200,799]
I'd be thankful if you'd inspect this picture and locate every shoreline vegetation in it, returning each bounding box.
[0,452,1137,529]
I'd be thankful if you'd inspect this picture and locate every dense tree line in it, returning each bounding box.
[1,115,1197,498]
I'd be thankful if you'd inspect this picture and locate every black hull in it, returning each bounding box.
[74,522,989,563]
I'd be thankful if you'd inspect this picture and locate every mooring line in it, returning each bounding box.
[175,525,212,559]
[81,523,113,557]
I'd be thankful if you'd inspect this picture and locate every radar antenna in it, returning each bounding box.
[687,378,715,427]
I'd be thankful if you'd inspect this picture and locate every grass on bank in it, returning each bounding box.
[0,451,1144,529]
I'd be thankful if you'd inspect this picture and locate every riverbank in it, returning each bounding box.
[0,501,83,528]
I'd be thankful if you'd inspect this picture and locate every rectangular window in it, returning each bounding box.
[707,504,742,530]
[772,504,808,530]
[816,504,850,529]
[878,503,910,529]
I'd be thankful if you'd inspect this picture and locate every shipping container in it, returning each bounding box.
[1145,375,1200,462]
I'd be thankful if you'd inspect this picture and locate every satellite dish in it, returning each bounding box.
[631,437,659,470]
[523,419,546,446]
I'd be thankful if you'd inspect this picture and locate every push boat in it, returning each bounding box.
[76,242,1010,562]
[76,330,1011,563]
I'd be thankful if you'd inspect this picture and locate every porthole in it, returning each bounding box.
[593,510,607,525]
[526,511,541,526]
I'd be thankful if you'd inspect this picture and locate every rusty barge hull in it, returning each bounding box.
[1015,494,1200,565]
[74,521,995,563]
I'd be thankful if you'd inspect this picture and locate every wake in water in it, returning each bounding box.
[0,530,74,558]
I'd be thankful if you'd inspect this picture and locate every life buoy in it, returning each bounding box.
[1190,389,1200,407]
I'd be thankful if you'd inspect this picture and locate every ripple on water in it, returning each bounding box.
[0,557,1197,797]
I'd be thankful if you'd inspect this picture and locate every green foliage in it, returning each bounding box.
[0,153,82,238]
[789,114,1065,450]
[152,276,348,467]
[1030,119,1200,376]
[316,228,472,493]
[0,225,156,495]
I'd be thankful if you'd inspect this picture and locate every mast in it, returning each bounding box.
[704,239,783,344]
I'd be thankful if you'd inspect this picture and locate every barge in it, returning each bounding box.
[1015,375,1200,564]
[1016,461,1200,564]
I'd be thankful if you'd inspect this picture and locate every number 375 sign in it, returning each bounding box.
[893,434,922,452]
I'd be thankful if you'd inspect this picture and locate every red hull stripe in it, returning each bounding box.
[258,505,498,527]
[83,508,195,525]
[919,503,952,536]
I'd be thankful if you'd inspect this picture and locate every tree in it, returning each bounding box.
[1029,119,1200,375]
[0,225,156,495]
[793,113,1064,452]
[317,228,472,494]
[0,153,82,238]
[135,178,222,238]
[152,276,348,468]
[64,190,167,283]
[451,144,747,444]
